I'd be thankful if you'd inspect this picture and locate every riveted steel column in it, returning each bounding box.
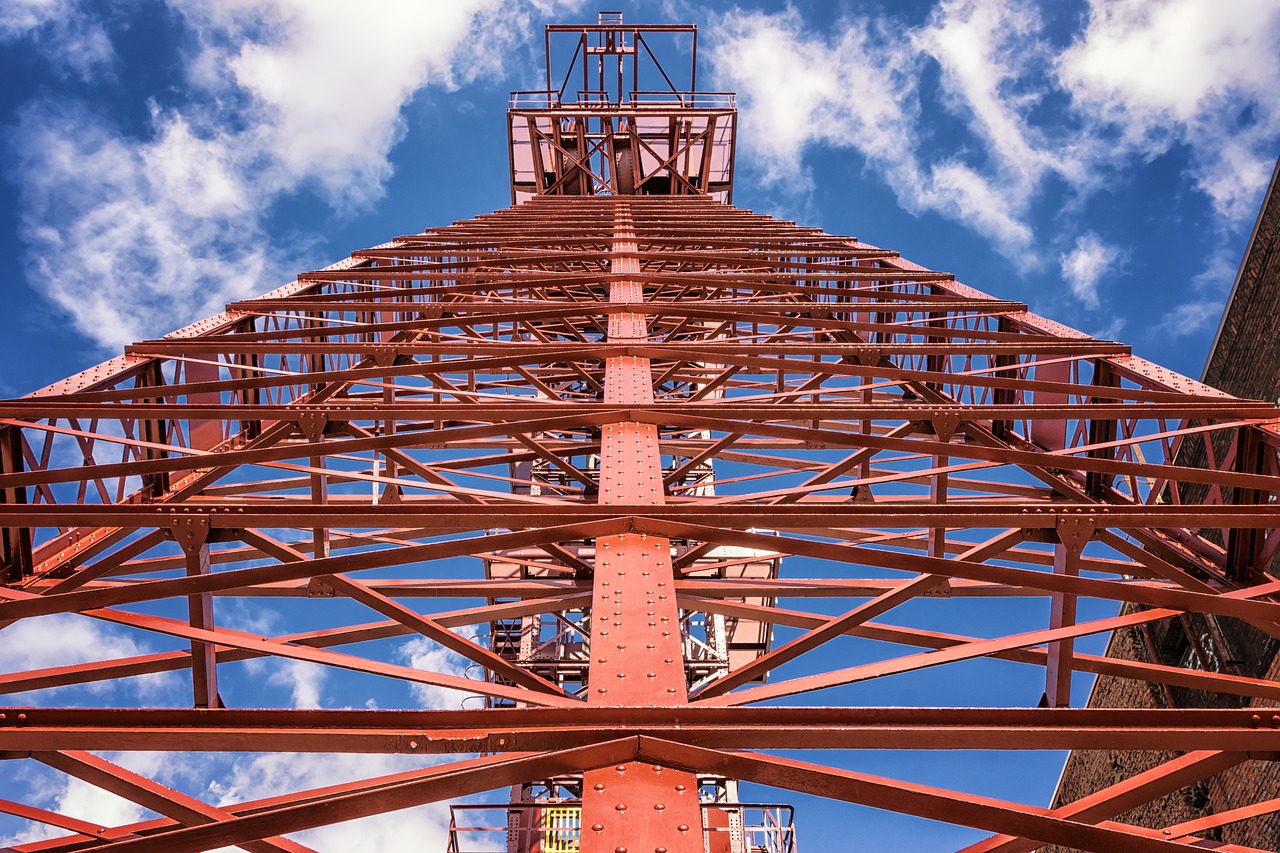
[581,200,703,853]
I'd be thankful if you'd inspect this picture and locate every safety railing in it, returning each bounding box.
[509,90,735,110]
[447,803,796,852]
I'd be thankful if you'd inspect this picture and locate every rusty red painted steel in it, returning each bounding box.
[1,186,1278,850]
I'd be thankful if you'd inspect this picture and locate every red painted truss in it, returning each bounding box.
[1,192,1279,851]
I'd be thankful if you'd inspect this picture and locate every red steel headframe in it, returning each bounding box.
[2,11,1280,853]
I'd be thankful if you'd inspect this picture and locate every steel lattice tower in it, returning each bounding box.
[3,13,1280,853]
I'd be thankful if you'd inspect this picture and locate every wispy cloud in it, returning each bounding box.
[1191,241,1245,293]
[397,636,484,710]
[0,612,177,703]
[268,660,329,709]
[707,9,917,192]
[12,100,278,350]
[8,0,584,350]
[0,0,116,78]
[0,769,147,846]
[1090,316,1126,342]
[0,752,173,847]
[1058,0,1280,222]
[171,0,566,208]
[211,752,462,851]
[710,0,1280,284]
[1060,231,1123,308]
[1151,299,1222,341]
[710,1,1079,263]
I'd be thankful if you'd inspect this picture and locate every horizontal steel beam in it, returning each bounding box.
[7,401,1271,421]
[0,502,1274,530]
[4,706,1280,753]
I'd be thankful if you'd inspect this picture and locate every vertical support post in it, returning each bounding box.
[1045,516,1092,708]
[373,258,401,501]
[172,514,218,708]
[300,413,330,559]
[1044,541,1078,708]
[310,450,329,558]
[991,316,1017,440]
[928,414,958,559]
[137,361,172,498]
[0,425,32,582]
[380,374,399,502]
[305,310,326,396]
[299,307,330,557]
[924,308,945,393]
[1086,360,1119,498]
[1226,425,1265,583]
[234,316,262,441]
[581,200,703,853]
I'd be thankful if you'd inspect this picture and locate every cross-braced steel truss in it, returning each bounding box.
[2,191,1279,851]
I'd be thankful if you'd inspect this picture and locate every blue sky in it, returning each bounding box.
[1,0,1279,850]
[3,0,1280,394]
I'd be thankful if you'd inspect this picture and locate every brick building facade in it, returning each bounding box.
[1047,157,1280,851]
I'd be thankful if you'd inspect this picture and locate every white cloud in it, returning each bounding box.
[1058,0,1280,125]
[211,752,465,852]
[397,636,483,710]
[0,613,145,674]
[13,101,276,350]
[0,0,115,77]
[709,9,917,195]
[1192,242,1243,293]
[0,752,173,847]
[1091,316,1126,342]
[1152,299,1221,340]
[1060,231,1122,307]
[709,1,1072,262]
[916,0,1050,174]
[927,159,1035,257]
[268,660,328,709]
[0,612,176,702]
[711,0,1280,266]
[171,0,559,208]
[11,0,583,350]
[1059,0,1280,222]
[0,773,149,845]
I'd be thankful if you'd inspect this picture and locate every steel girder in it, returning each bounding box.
[1,194,1279,850]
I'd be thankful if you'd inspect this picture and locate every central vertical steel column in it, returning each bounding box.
[580,200,704,851]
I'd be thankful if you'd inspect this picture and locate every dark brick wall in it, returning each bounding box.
[1203,160,1280,406]
[1045,613,1280,851]
[1047,157,1280,852]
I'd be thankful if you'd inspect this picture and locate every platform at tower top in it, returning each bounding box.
[508,12,736,203]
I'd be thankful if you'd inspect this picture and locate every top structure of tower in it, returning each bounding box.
[507,11,737,203]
